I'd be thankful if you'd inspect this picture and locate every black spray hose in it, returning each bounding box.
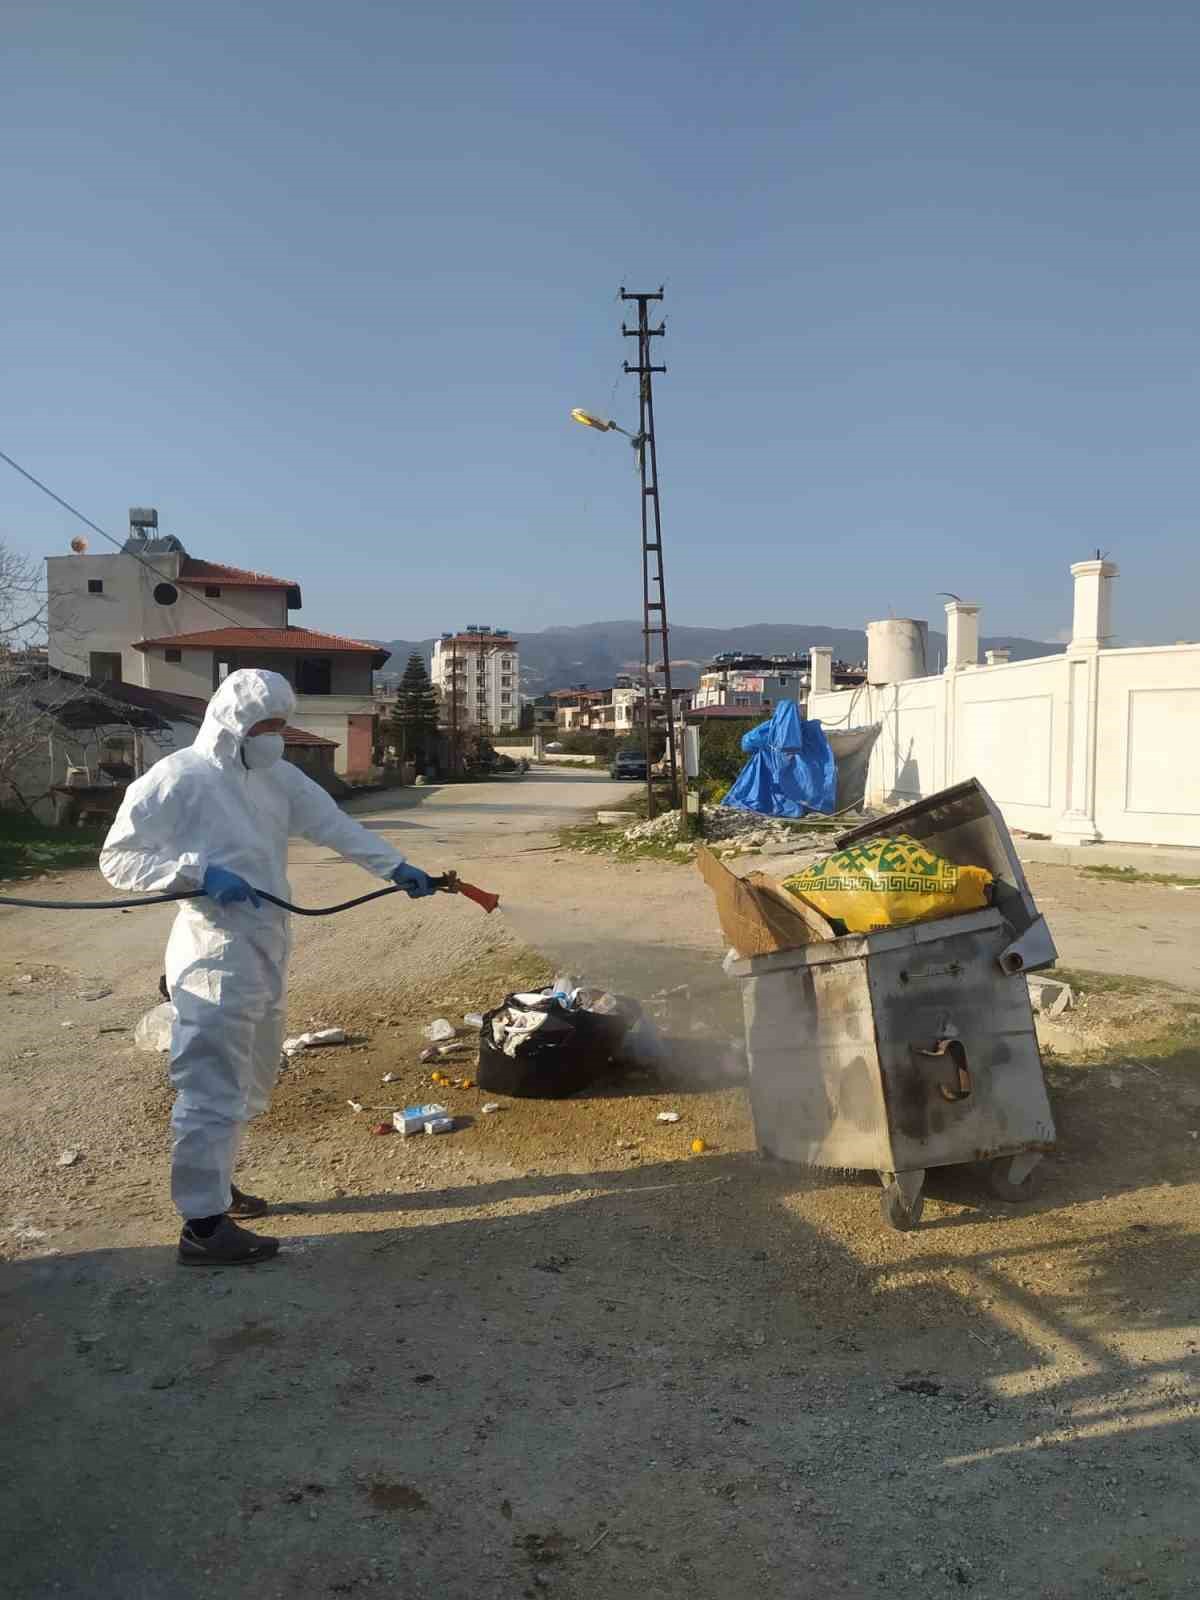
[0,872,500,917]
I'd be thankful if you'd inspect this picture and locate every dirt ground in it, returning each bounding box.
[2,773,1199,1599]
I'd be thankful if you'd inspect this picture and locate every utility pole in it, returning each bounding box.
[621,286,680,822]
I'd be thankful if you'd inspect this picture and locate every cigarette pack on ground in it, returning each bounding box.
[423,1116,454,1136]
[393,1103,448,1137]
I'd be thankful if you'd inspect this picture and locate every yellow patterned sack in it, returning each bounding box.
[782,834,993,934]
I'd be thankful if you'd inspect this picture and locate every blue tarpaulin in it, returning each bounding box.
[720,700,837,819]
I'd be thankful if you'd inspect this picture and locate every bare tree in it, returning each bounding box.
[0,539,61,810]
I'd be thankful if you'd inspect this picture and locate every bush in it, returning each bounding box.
[696,719,757,786]
[560,732,616,757]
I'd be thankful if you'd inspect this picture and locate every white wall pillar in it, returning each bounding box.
[1055,560,1117,843]
[1069,559,1119,649]
[944,601,981,671]
[809,646,833,695]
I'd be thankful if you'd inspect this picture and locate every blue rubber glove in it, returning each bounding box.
[390,863,436,899]
[202,865,261,908]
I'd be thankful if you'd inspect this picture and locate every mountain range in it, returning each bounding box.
[375,621,1062,693]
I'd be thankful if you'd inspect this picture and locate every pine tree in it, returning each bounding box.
[388,653,440,768]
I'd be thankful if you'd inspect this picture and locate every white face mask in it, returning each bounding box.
[242,733,285,771]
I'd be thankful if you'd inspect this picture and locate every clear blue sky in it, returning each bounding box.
[4,1,1199,646]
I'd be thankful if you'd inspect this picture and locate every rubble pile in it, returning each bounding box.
[619,807,838,857]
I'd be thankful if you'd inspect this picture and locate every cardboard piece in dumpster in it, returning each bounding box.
[696,846,835,957]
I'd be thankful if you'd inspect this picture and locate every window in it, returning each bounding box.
[501,693,512,705]
[205,585,222,598]
[165,647,182,663]
[297,657,332,695]
[89,651,122,683]
[87,578,103,594]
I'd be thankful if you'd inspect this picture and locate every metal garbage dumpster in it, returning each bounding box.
[728,780,1058,1231]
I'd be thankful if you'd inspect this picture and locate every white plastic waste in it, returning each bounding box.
[656,1110,681,1123]
[463,1012,484,1028]
[480,1102,501,1115]
[423,1018,457,1043]
[394,1102,449,1136]
[282,1027,348,1058]
[134,1002,175,1054]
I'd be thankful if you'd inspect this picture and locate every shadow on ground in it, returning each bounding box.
[3,1143,1198,1600]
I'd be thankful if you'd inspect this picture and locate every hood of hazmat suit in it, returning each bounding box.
[100,669,409,1220]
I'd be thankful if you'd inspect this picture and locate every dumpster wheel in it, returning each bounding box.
[986,1153,1043,1203]
[879,1173,925,1232]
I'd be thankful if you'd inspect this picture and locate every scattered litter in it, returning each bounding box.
[422,1040,470,1062]
[422,1019,457,1043]
[346,1099,364,1113]
[393,1103,449,1137]
[60,1021,76,1029]
[57,1149,81,1167]
[98,1025,127,1035]
[616,1140,638,1151]
[656,1111,681,1124]
[370,1122,393,1136]
[18,974,32,984]
[424,1116,454,1136]
[382,1072,397,1084]
[8,1223,48,1242]
[691,1138,708,1154]
[463,1012,484,1028]
[480,1102,501,1115]
[134,1003,175,1053]
[283,1027,348,1057]
[77,987,113,1002]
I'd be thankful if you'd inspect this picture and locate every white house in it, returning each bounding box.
[430,627,520,731]
[45,514,385,774]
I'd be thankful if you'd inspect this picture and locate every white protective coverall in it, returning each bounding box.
[100,669,407,1219]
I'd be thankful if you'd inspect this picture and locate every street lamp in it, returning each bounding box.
[570,409,643,456]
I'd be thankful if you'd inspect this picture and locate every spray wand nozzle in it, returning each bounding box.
[430,871,500,915]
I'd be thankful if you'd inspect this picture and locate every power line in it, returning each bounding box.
[0,446,277,635]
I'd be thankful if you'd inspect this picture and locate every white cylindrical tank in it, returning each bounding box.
[866,619,929,685]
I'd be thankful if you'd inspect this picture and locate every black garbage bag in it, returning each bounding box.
[477,992,642,1099]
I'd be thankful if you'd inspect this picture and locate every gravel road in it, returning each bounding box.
[2,771,1198,1599]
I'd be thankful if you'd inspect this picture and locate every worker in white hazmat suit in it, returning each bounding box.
[100,669,434,1266]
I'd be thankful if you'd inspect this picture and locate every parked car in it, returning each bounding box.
[610,751,648,781]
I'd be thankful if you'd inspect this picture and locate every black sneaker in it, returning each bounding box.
[227,1183,269,1220]
[177,1217,280,1267]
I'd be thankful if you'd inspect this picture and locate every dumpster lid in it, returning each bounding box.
[835,778,1057,974]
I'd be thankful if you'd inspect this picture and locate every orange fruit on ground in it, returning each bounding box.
[691,1138,708,1154]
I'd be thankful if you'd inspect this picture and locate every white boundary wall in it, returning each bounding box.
[808,565,1200,849]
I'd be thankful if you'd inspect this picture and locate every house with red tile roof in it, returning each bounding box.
[45,514,386,774]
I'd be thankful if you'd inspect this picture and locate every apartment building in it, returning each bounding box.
[430,626,520,731]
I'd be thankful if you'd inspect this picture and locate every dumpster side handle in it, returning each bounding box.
[914,1038,973,1102]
